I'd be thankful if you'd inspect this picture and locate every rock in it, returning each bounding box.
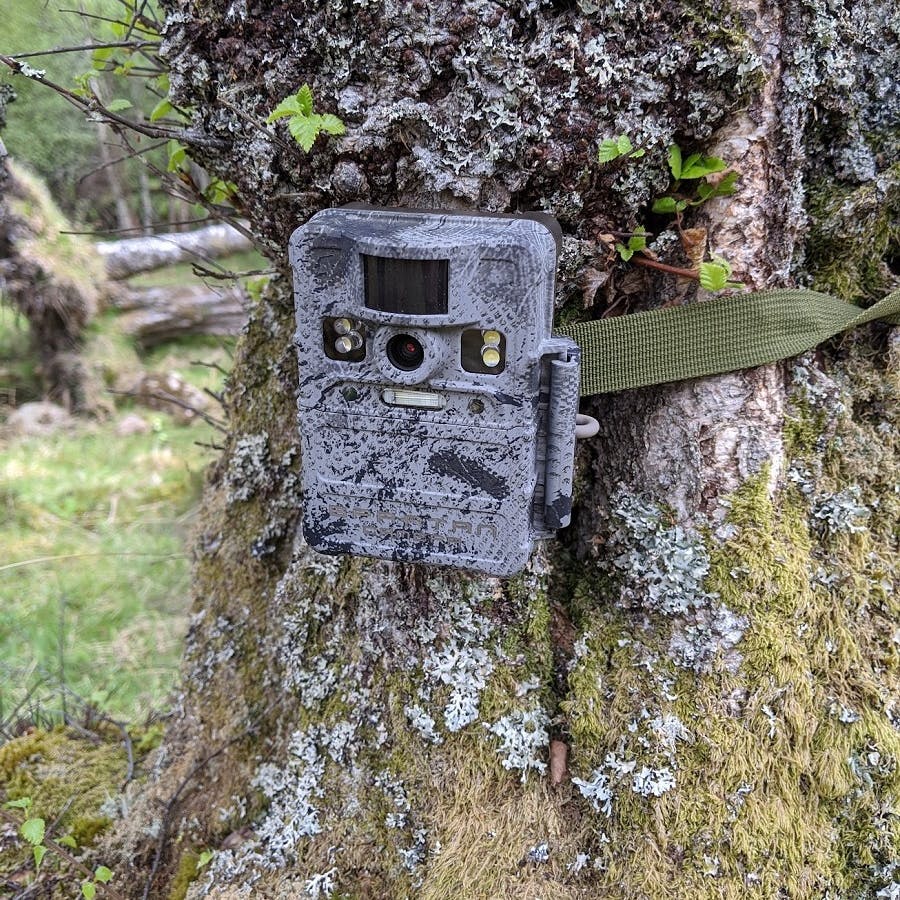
[5,401,73,436]
[115,413,151,436]
[121,372,209,426]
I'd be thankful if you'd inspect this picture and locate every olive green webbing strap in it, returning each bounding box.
[555,288,900,397]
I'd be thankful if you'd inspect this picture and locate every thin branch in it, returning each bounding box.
[140,701,281,900]
[61,217,211,237]
[632,255,700,279]
[11,41,158,60]
[57,8,159,33]
[0,552,185,574]
[190,359,230,376]
[0,55,228,151]
[76,140,168,188]
[191,263,275,281]
[106,389,228,432]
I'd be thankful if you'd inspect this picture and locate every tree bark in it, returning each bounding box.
[96,223,254,279]
[112,2,900,898]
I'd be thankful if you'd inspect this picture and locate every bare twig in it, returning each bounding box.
[194,440,226,452]
[57,8,159,33]
[106,388,228,432]
[61,217,212,237]
[190,360,230,377]
[632,255,700,279]
[11,41,158,60]
[0,552,185,574]
[140,701,281,900]
[191,263,275,281]
[76,140,168,188]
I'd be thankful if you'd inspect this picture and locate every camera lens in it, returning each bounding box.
[386,333,425,371]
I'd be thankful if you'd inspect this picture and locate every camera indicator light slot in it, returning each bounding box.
[381,388,447,410]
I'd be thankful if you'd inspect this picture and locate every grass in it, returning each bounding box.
[0,411,216,722]
[0,257,243,723]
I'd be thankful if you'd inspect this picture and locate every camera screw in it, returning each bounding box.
[341,386,360,402]
[468,398,485,414]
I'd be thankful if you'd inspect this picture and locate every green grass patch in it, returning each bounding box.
[0,417,215,721]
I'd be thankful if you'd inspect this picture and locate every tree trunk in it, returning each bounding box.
[114,2,900,898]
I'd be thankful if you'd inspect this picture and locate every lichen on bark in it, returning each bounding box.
[95,0,900,897]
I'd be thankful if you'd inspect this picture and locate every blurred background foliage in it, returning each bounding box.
[2,0,187,233]
[0,1,263,728]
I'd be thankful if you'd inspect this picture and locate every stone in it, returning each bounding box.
[4,400,73,436]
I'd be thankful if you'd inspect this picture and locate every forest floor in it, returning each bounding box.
[0,257,250,728]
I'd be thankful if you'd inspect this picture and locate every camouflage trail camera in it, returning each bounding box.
[290,206,580,576]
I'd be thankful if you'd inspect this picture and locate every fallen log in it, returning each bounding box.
[96,223,253,280]
[113,284,248,347]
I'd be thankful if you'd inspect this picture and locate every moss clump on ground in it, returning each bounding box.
[0,725,129,888]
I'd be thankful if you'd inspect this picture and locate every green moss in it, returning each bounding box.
[0,728,123,838]
[167,848,202,900]
[806,162,900,300]
[0,726,130,883]
[558,357,900,898]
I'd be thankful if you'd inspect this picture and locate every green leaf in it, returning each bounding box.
[110,21,128,39]
[675,199,688,212]
[33,845,47,869]
[167,141,188,172]
[288,116,321,152]
[597,138,622,163]
[652,196,678,214]
[21,818,45,846]
[680,155,726,180]
[699,260,731,291]
[712,170,739,197]
[616,134,634,155]
[197,850,215,869]
[4,797,32,810]
[318,114,346,136]
[81,881,97,900]
[667,144,682,179]
[91,47,115,69]
[616,243,634,262]
[296,83,314,117]
[95,865,113,883]
[149,98,172,121]
[106,98,132,112]
[266,96,302,123]
[58,835,78,848]
[628,148,645,159]
[628,233,647,252]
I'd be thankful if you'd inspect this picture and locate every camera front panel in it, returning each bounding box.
[290,207,561,575]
